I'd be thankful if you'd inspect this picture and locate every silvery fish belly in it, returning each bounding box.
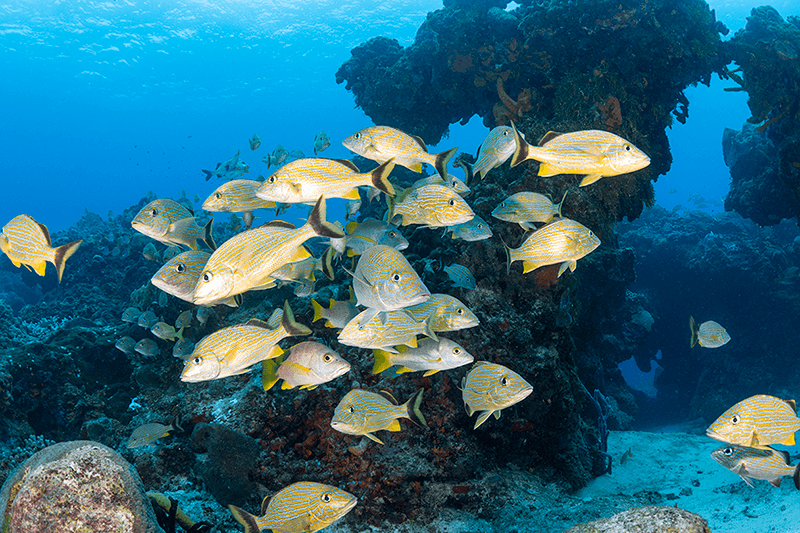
[338,309,433,351]
[202,179,277,213]
[711,444,800,488]
[492,191,565,226]
[342,125,457,177]
[706,394,800,448]
[474,125,516,179]
[372,337,474,376]
[228,482,357,533]
[392,184,475,227]
[461,361,533,429]
[511,125,651,186]
[255,157,395,204]
[330,388,426,444]
[507,218,600,276]
[352,244,430,312]
[405,294,480,332]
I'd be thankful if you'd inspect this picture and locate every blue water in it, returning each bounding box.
[0,0,793,231]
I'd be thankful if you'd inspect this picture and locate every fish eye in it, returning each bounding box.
[215,192,221,199]
[354,133,360,139]
[453,348,461,355]
[501,377,508,386]
[202,271,213,282]
[624,144,631,151]
[349,405,355,413]
[192,357,202,365]
[322,493,331,502]
[448,199,455,206]
[176,263,185,273]
[388,231,396,238]
[324,354,332,362]
[391,273,401,282]
[723,447,733,456]
[151,209,158,217]
[499,202,505,208]
[477,224,483,228]
[269,176,276,183]
[457,308,464,315]
[731,415,740,425]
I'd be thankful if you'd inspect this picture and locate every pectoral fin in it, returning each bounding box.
[474,410,493,429]
[557,260,577,277]
[364,433,384,444]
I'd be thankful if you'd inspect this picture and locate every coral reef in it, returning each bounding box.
[722,7,800,224]
[0,441,163,533]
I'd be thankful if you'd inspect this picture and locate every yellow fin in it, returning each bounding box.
[403,337,418,348]
[372,349,394,374]
[386,419,402,432]
[32,260,47,277]
[522,260,541,274]
[311,299,324,322]
[579,174,604,186]
[345,221,358,233]
[423,369,439,377]
[409,163,423,173]
[364,433,384,444]
[781,434,796,446]
[537,163,559,177]
[396,366,416,374]
[341,188,361,200]
[280,381,294,390]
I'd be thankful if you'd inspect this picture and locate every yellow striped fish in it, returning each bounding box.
[228,481,357,533]
[337,309,436,352]
[473,125,517,179]
[510,123,650,186]
[151,250,242,307]
[372,338,474,376]
[330,388,427,444]
[201,179,277,213]
[391,184,475,227]
[0,214,82,283]
[505,218,600,276]
[492,191,567,227]
[255,157,396,204]
[690,316,730,348]
[343,125,457,177]
[405,293,480,332]
[131,198,216,250]
[180,301,310,382]
[351,244,430,316]
[192,196,343,305]
[460,362,533,429]
[261,341,350,391]
[711,444,800,489]
[707,394,800,447]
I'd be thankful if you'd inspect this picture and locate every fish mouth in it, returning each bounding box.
[341,497,358,514]
[705,428,726,442]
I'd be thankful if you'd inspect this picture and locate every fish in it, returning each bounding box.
[473,125,517,179]
[158,291,169,308]
[505,218,600,276]
[289,149,305,160]
[372,337,474,376]
[350,245,430,320]
[311,298,360,330]
[193,197,344,305]
[254,158,395,204]
[444,264,476,290]
[270,145,289,167]
[314,131,331,154]
[343,125,457,178]
[690,317,731,348]
[555,290,573,327]
[491,191,567,227]
[711,444,800,489]
[390,184,475,228]
[228,482,357,533]
[330,219,409,258]
[121,307,143,323]
[345,199,362,220]
[261,341,351,391]
[460,362,533,429]
[162,246,182,262]
[248,133,261,151]
[445,215,493,242]
[196,306,214,325]
[174,310,193,330]
[510,124,651,186]
[330,388,426,444]
[134,338,160,358]
[115,336,136,355]
[142,242,160,262]
[151,322,184,342]
[172,338,195,360]
[131,199,216,251]
[180,301,310,382]
[127,420,182,448]
[706,394,800,448]
[202,150,240,180]
[337,309,436,352]
[137,310,159,329]
[151,250,241,308]
[404,293,480,332]
[402,175,471,198]
[202,179,277,214]
[0,214,82,283]
[620,447,633,465]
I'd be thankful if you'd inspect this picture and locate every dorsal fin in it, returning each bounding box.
[333,159,360,173]
[538,131,562,146]
[378,390,399,405]
[35,220,52,246]
[246,318,272,329]
[265,220,297,229]
[788,399,797,412]
[411,135,428,152]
